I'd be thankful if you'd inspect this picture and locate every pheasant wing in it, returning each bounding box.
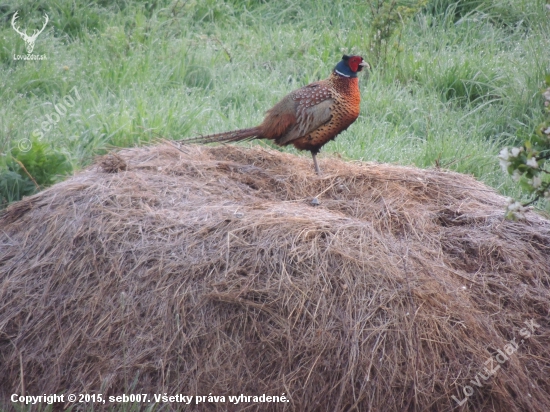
[276,82,334,146]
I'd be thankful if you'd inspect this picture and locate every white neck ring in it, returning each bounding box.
[335,69,350,77]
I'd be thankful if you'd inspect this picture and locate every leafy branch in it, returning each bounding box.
[498,75,550,219]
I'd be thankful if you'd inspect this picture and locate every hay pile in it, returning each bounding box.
[1,144,549,411]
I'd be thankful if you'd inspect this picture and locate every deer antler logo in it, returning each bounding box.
[11,11,49,54]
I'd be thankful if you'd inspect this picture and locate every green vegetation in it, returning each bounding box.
[1,0,549,212]
[498,76,550,218]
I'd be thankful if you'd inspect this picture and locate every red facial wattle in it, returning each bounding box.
[348,57,362,72]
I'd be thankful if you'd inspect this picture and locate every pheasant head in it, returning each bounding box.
[334,55,369,78]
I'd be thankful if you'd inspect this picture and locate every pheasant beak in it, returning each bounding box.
[358,61,370,71]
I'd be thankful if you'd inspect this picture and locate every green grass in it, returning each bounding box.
[1,0,549,211]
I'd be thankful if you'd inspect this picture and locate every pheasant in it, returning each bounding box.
[177,55,368,174]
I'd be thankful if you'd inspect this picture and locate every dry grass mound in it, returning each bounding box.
[1,144,549,411]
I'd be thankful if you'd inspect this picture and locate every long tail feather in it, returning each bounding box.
[176,127,262,145]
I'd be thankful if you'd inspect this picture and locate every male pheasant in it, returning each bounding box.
[178,55,368,174]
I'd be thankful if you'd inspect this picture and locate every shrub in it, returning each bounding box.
[498,75,550,218]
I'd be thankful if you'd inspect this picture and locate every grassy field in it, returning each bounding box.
[1,0,549,211]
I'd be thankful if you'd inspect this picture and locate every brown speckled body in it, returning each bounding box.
[258,72,361,153]
[289,73,360,153]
